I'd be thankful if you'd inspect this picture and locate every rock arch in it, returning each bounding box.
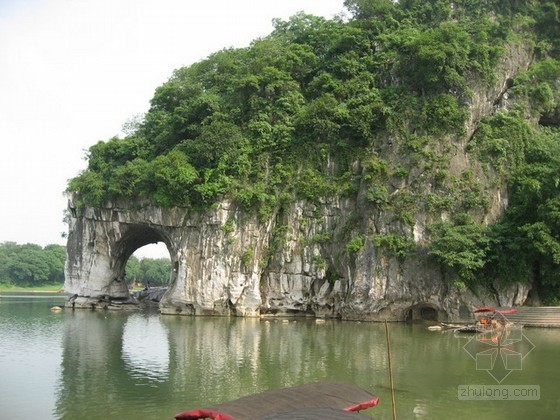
[63,197,268,315]
[112,225,173,285]
[64,198,181,307]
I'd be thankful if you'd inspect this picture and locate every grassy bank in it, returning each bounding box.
[0,283,65,293]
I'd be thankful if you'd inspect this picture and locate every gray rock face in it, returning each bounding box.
[64,43,533,321]
[64,193,527,321]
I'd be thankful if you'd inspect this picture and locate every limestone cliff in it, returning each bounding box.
[64,192,527,321]
[64,41,535,321]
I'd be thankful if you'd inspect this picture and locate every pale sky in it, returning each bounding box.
[0,0,345,258]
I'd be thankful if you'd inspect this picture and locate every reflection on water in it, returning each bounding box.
[53,313,405,419]
[1,294,559,420]
[122,314,170,383]
[160,316,393,407]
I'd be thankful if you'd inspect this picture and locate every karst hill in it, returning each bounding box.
[65,0,560,320]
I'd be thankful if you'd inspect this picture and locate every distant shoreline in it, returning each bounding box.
[0,285,145,294]
[0,284,65,294]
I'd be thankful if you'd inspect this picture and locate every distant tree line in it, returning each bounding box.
[0,242,171,287]
[0,242,66,286]
[124,256,172,287]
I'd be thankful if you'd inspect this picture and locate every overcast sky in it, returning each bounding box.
[0,0,344,258]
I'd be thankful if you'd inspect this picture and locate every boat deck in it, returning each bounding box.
[175,381,379,420]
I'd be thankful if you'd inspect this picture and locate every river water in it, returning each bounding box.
[0,292,558,420]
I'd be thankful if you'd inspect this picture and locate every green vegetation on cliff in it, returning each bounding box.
[68,0,560,301]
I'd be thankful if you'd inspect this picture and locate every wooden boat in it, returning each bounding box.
[439,322,468,329]
[174,381,379,419]
[452,307,520,333]
[432,322,485,333]
[452,324,487,333]
[431,308,521,333]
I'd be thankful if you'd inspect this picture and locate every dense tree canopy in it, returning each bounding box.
[68,0,560,302]
[486,128,560,302]
[68,0,511,210]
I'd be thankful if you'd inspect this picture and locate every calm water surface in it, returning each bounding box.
[0,292,558,419]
